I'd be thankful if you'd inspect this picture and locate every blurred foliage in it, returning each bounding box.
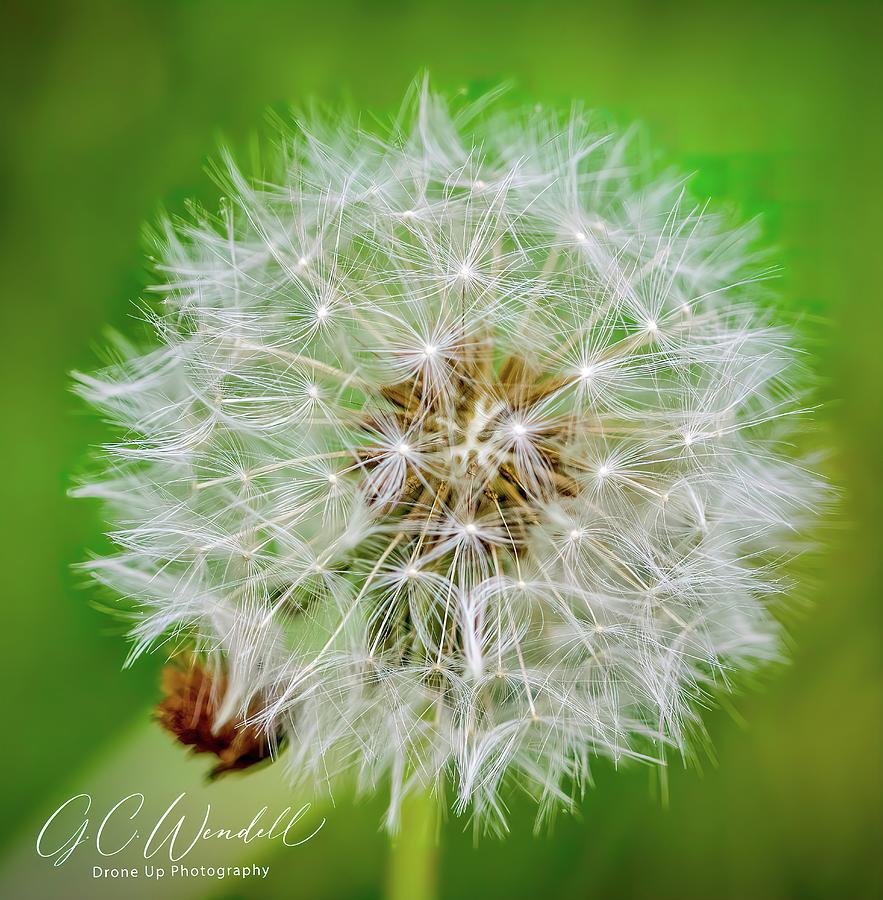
[0,1,880,898]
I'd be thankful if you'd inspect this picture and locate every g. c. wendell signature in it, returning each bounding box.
[36,793,324,866]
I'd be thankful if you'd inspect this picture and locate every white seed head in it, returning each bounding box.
[74,82,826,833]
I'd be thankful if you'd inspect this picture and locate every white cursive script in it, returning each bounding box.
[36,793,324,866]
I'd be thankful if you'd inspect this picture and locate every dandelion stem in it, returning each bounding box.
[386,789,439,900]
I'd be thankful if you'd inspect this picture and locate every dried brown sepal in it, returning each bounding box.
[156,662,278,779]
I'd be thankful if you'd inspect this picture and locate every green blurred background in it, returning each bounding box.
[1,1,880,898]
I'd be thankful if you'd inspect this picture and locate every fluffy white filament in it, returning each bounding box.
[74,83,824,831]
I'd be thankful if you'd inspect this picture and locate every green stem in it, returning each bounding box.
[386,789,440,900]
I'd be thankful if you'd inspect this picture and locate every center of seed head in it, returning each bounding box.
[445,397,503,474]
[364,352,575,535]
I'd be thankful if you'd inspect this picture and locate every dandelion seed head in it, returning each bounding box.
[74,81,827,834]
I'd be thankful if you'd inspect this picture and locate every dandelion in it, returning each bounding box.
[74,81,826,832]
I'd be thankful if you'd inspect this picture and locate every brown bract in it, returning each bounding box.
[156,661,277,778]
